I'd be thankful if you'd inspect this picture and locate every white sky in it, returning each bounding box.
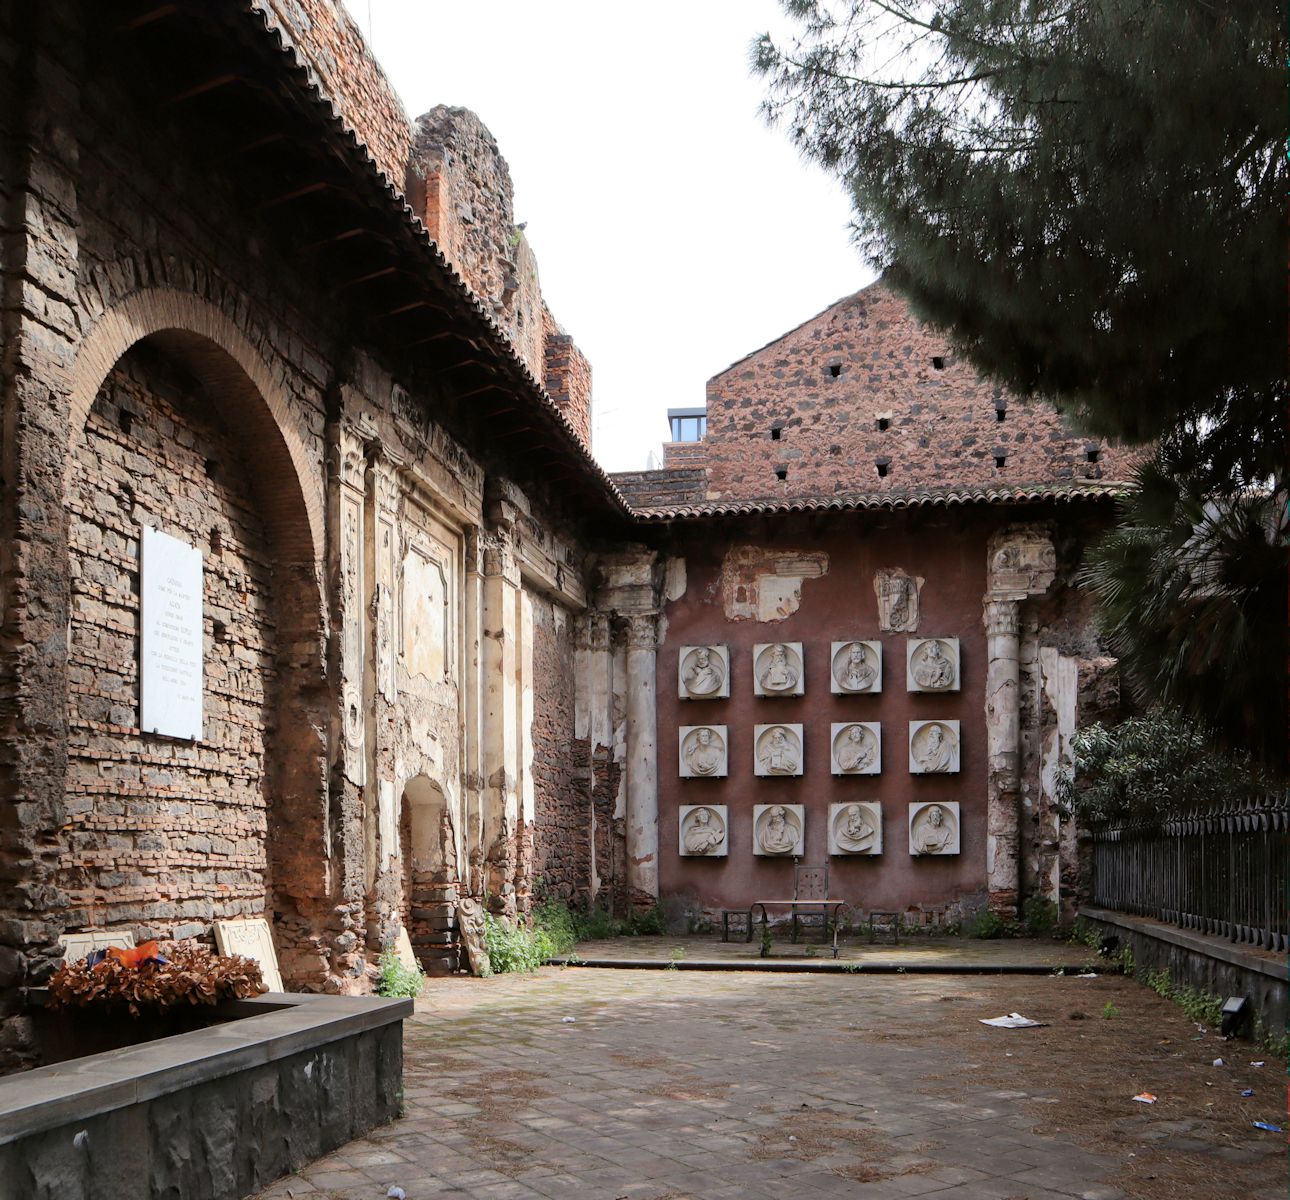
[358,1,876,472]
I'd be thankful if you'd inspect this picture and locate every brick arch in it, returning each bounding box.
[68,287,323,568]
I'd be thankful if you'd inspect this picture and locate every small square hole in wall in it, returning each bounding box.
[932,356,946,370]
[995,406,1007,422]
[770,426,782,441]
[212,620,228,645]
[205,458,219,479]
[876,460,889,478]
[876,417,890,431]
[775,467,788,481]
[209,527,223,555]
[828,363,842,378]
[1086,447,1100,463]
[118,409,134,436]
[994,454,1007,469]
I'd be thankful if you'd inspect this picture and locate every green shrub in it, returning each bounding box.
[483,912,551,974]
[531,898,578,956]
[623,904,667,936]
[1056,709,1268,826]
[1021,896,1059,938]
[376,950,425,999]
[969,910,1010,940]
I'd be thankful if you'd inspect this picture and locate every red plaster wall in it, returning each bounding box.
[657,512,1006,919]
[701,282,1142,503]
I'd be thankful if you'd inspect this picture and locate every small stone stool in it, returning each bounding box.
[868,911,900,945]
[722,909,752,943]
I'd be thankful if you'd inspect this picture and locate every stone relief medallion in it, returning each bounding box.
[874,568,923,633]
[830,722,881,775]
[908,720,961,774]
[679,725,729,778]
[679,805,729,857]
[906,637,960,692]
[753,803,806,856]
[828,802,883,856]
[830,640,882,694]
[678,644,730,700]
[908,802,961,856]
[753,723,804,777]
[752,642,805,697]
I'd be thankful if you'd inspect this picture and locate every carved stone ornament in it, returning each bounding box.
[679,725,729,778]
[908,801,961,856]
[906,637,960,693]
[753,803,805,856]
[678,644,730,700]
[908,720,961,774]
[874,569,922,633]
[679,805,729,857]
[456,897,491,976]
[753,642,804,697]
[830,722,881,775]
[987,528,1057,598]
[753,724,804,777]
[830,640,882,694]
[828,802,883,856]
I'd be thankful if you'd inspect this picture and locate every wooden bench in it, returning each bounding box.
[723,864,845,957]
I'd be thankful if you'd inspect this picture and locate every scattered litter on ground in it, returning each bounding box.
[980,1013,1046,1028]
[1252,1121,1283,1133]
[1075,972,1099,978]
[1132,1093,1157,1104]
[1250,1061,1265,1068]
[1241,1089,1254,1097]
[387,1188,406,1199]
[1212,1058,1226,1067]
[561,1016,576,1023]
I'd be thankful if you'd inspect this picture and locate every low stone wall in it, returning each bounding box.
[0,993,412,1200]
[1080,907,1286,1034]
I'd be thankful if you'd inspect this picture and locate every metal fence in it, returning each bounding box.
[1087,791,1290,954]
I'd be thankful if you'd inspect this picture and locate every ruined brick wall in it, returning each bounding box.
[701,283,1143,503]
[62,348,277,937]
[611,469,706,510]
[410,107,543,376]
[261,0,412,188]
[542,303,593,448]
[528,594,588,901]
[661,441,707,471]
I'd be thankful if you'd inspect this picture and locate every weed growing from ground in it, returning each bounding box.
[376,950,425,999]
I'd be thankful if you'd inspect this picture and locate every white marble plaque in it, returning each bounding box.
[909,802,961,856]
[679,805,729,856]
[753,804,805,856]
[909,720,961,774]
[140,525,203,740]
[831,640,882,694]
[830,722,881,775]
[754,724,804,776]
[679,725,728,778]
[828,802,883,855]
[59,929,136,960]
[906,637,960,692]
[753,643,804,697]
[678,645,730,699]
[214,918,284,992]
[394,926,418,971]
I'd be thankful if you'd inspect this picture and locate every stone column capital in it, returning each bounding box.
[578,610,612,651]
[983,597,1021,638]
[624,612,660,650]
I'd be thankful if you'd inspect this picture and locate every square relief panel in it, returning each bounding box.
[830,722,881,775]
[828,802,883,855]
[754,723,804,777]
[753,642,805,697]
[908,720,961,774]
[679,725,729,778]
[909,801,961,856]
[753,803,805,856]
[830,640,882,694]
[906,637,960,692]
[679,805,729,857]
[678,644,730,700]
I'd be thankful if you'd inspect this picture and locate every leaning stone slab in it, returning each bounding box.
[214,917,284,992]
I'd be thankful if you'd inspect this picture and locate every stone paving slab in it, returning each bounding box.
[253,967,1283,1200]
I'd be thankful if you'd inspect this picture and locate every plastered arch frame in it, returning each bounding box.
[67,287,324,568]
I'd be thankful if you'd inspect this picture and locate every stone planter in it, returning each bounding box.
[0,993,412,1200]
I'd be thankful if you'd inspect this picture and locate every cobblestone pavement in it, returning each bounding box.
[255,968,1284,1200]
